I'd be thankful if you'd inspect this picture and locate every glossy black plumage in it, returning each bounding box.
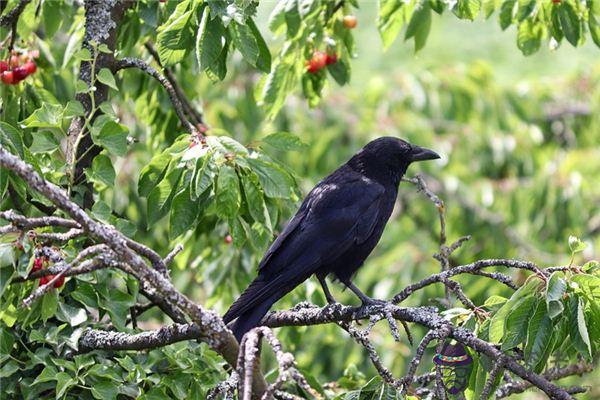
[223,137,440,341]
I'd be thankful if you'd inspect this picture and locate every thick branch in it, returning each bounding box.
[0,0,31,27]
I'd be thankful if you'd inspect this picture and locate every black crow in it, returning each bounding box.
[223,137,440,341]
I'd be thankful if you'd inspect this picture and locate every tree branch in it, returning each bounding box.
[114,57,198,135]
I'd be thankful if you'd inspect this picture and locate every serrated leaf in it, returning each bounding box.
[157,1,194,66]
[524,300,552,368]
[247,19,271,73]
[405,0,432,52]
[558,2,581,46]
[546,272,567,319]
[196,6,228,80]
[262,132,307,151]
[502,295,537,350]
[216,165,241,219]
[231,21,259,66]
[568,235,587,253]
[147,167,184,225]
[517,19,542,55]
[489,279,540,343]
[577,297,593,358]
[377,0,405,49]
[169,187,198,239]
[246,157,294,199]
[454,0,481,20]
[498,0,516,30]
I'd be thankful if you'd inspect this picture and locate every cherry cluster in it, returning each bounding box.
[306,50,338,74]
[32,256,65,288]
[1,50,38,85]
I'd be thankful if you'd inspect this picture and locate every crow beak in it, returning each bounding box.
[410,146,440,162]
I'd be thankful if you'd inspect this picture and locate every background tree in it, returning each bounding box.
[0,0,599,399]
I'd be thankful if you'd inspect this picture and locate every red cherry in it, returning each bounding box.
[32,258,43,272]
[343,15,358,29]
[0,61,8,73]
[39,275,52,286]
[325,53,338,65]
[12,66,28,82]
[224,234,233,244]
[306,60,319,74]
[312,51,327,69]
[24,61,36,75]
[53,275,65,288]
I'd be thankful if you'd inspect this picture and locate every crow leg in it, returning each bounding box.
[317,274,338,304]
[346,282,385,306]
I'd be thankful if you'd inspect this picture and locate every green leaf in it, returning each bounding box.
[246,157,294,199]
[191,153,213,200]
[90,154,116,186]
[268,0,287,33]
[95,121,128,157]
[0,327,14,356]
[241,173,270,229]
[96,68,118,91]
[57,303,87,327]
[284,0,301,38]
[30,131,60,153]
[498,0,516,30]
[55,372,77,398]
[454,0,482,20]
[147,167,184,225]
[502,295,537,350]
[377,0,405,49]
[405,0,432,52]
[91,380,119,400]
[516,0,535,21]
[42,0,63,37]
[589,0,600,47]
[64,100,85,118]
[196,6,228,80]
[516,19,542,55]
[21,103,63,128]
[156,1,195,66]
[247,19,271,73]
[0,122,24,157]
[489,279,540,343]
[41,290,58,322]
[261,132,307,151]
[169,187,199,239]
[545,272,567,319]
[568,235,587,253]
[216,165,241,219]
[576,297,593,358]
[524,300,552,368]
[139,157,171,197]
[259,43,300,119]
[231,21,259,66]
[558,2,581,46]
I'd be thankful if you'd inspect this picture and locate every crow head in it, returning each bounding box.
[351,137,440,184]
